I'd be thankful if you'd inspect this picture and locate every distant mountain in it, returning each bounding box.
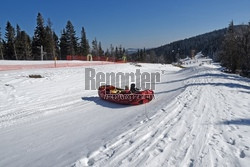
[143,25,246,63]
[126,48,140,54]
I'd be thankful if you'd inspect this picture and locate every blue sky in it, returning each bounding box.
[0,0,250,50]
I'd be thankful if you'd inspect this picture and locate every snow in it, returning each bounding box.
[194,51,204,59]
[179,53,213,67]
[0,61,250,167]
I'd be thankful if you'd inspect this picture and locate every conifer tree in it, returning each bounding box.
[5,21,17,60]
[115,47,118,58]
[91,38,98,56]
[123,48,126,54]
[44,18,56,60]
[238,23,250,76]
[220,21,239,73]
[59,29,68,60]
[105,48,110,57]
[0,27,4,59]
[15,24,23,59]
[15,24,32,60]
[80,27,89,56]
[32,13,46,60]
[118,45,122,57]
[65,20,78,55]
[110,44,114,59]
[98,41,104,56]
[53,32,60,59]
[22,31,32,60]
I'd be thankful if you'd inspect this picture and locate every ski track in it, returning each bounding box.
[0,85,96,128]
[74,67,250,167]
[0,66,101,129]
[0,63,184,167]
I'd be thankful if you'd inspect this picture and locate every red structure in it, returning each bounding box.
[66,55,126,63]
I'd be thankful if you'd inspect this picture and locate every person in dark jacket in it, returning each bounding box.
[130,83,139,93]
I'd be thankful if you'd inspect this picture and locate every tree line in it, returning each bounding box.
[143,22,250,76]
[145,28,227,63]
[0,12,127,61]
[219,21,250,76]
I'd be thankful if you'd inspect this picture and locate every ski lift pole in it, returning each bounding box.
[54,56,57,68]
[37,45,44,61]
[41,45,43,61]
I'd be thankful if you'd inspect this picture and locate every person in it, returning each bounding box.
[111,88,121,94]
[130,83,139,93]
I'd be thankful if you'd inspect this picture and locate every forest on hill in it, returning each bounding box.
[131,25,245,63]
[130,23,250,77]
[145,28,228,62]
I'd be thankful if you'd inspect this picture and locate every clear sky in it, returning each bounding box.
[0,0,250,50]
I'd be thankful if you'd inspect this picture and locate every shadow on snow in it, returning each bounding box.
[218,119,250,126]
[155,82,250,95]
[156,68,250,95]
[81,96,131,108]
[158,71,250,85]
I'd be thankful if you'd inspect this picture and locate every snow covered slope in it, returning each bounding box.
[0,61,250,167]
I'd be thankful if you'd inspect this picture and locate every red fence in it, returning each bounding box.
[66,55,126,63]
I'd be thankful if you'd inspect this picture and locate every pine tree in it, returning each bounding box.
[65,20,78,55]
[105,48,110,57]
[110,44,114,59]
[118,45,122,57]
[246,23,250,75]
[53,32,60,59]
[98,41,104,56]
[15,24,23,59]
[0,27,4,59]
[5,21,17,60]
[141,48,146,62]
[238,23,250,76]
[115,47,118,58]
[80,27,89,56]
[91,38,98,56]
[15,24,32,60]
[59,29,68,60]
[123,48,126,54]
[32,13,46,60]
[22,31,32,60]
[220,21,239,73]
[44,18,56,60]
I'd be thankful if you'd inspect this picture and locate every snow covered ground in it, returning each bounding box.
[0,61,250,167]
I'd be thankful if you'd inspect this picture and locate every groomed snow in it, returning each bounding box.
[0,61,249,167]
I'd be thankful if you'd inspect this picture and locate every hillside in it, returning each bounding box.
[143,25,246,63]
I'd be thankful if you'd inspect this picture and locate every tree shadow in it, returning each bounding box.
[81,96,131,108]
[158,65,250,86]
[239,90,250,94]
[158,72,250,85]
[194,82,250,90]
[156,80,250,95]
[155,86,186,95]
[218,119,250,126]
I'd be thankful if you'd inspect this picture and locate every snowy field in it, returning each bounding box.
[0,61,250,167]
